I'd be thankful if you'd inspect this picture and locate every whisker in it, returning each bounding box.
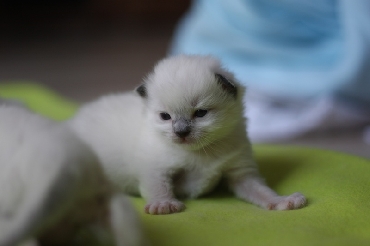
[196,137,209,157]
[196,136,220,156]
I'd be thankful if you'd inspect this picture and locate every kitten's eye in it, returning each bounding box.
[194,109,208,118]
[160,112,171,120]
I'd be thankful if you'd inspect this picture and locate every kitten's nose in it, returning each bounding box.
[173,118,191,138]
[175,130,191,138]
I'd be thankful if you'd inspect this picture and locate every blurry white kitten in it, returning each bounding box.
[0,102,147,246]
[69,55,307,215]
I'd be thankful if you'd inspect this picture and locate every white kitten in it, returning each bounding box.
[0,102,147,246]
[69,55,307,215]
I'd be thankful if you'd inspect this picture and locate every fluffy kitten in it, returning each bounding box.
[69,55,307,215]
[0,101,147,246]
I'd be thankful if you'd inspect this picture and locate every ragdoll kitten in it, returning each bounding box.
[0,101,147,246]
[69,55,307,215]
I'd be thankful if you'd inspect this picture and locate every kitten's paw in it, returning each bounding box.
[267,192,307,210]
[145,200,185,215]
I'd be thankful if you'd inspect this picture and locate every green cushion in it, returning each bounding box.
[2,83,370,246]
[0,82,77,121]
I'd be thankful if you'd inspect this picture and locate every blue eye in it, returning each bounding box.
[160,112,171,120]
[194,109,208,118]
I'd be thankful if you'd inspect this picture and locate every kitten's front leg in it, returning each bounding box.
[139,170,185,215]
[226,166,306,210]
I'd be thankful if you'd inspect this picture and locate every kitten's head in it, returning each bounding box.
[136,55,245,150]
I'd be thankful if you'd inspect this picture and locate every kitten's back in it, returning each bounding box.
[69,92,147,189]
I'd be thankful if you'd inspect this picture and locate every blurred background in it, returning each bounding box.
[0,0,190,100]
[0,0,368,158]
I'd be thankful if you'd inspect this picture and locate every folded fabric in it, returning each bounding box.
[1,83,370,246]
[244,91,370,142]
[170,0,370,142]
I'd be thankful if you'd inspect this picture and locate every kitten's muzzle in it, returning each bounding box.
[173,118,191,138]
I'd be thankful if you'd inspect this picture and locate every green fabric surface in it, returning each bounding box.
[2,82,370,246]
[0,82,78,121]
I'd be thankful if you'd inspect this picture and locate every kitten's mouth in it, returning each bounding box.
[174,137,193,145]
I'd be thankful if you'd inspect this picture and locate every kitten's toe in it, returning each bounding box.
[267,192,307,210]
[145,200,185,215]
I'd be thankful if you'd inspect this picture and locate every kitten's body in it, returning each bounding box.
[0,102,147,246]
[70,55,307,214]
[70,92,247,198]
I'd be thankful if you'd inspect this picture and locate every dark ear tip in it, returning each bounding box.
[136,84,147,98]
[215,73,237,98]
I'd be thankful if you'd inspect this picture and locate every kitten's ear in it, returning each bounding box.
[136,84,147,98]
[215,73,237,98]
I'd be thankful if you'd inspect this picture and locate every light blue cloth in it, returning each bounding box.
[170,0,370,110]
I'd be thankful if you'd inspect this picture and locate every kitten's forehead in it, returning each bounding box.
[146,55,230,108]
[151,55,221,86]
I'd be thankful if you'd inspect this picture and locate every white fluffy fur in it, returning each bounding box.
[69,55,307,215]
[0,102,147,246]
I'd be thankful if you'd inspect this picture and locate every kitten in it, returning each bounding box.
[69,55,307,215]
[0,102,147,246]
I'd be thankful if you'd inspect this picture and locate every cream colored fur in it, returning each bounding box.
[0,102,148,246]
[69,55,307,215]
